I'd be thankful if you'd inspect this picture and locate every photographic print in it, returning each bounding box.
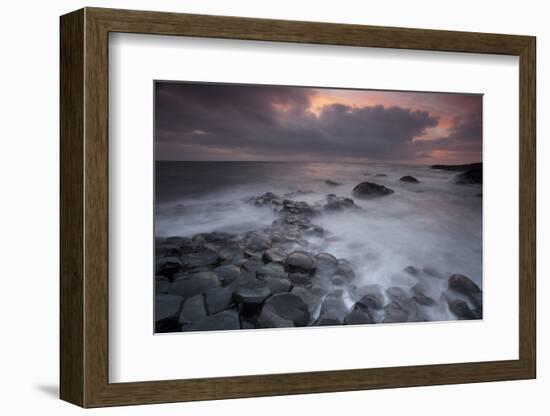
[154,81,483,333]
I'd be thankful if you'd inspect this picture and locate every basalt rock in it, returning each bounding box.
[352,182,394,199]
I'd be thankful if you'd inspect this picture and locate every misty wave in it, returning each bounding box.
[155,161,482,330]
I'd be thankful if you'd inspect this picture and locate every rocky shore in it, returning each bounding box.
[156,174,483,333]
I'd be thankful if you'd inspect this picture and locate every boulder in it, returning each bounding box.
[383,301,410,323]
[178,294,208,325]
[383,286,418,322]
[155,275,170,294]
[375,174,387,177]
[288,272,313,286]
[344,303,374,325]
[315,253,338,276]
[318,292,349,324]
[352,182,394,199]
[213,265,241,286]
[233,280,271,304]
[456,165,482,184]
[262,247,287,264]
[183,308,241,332]
[180,248,220,269]
[323,194,356,212]
[245,234,272,254]
[448,274,481,296]
[335,258,355,280]
[155,294,183,321]
[403,266,420,277]
[204,286,234,315]
[291,287,322,317]
[447,299,480,320]
[352,285,385,310]
[168,274,220,300]
[257,262,287,280]
[155,256,181,279]
[400,175,420,183]
[285,251,316,275]
[325,180,342,186]
[423,266,443,279]
[258,293,310,327]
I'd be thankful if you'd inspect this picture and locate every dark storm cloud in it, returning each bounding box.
[413,111,482,156]
[155,82,480,162]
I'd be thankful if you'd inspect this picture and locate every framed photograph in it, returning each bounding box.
[60,7,536,407]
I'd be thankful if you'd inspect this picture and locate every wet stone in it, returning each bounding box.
[352,182,394,198]
[285,251,316,275]
[262,247,287,264]
[204,287,234,315]
[213,265,241,286]
[183,308,241,332]
[178,294,208,325]
[233,280,271,304]
[155,294,183,322]
[259,293,310,327]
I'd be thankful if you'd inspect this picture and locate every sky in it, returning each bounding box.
[155,82,482,164]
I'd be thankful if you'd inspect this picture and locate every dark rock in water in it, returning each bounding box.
[318,292,349,324]
[233,280,271,304]
[257,307,295,328]
[344,302,374,325]
[253,192,282,207]
[213,265,241,286]
[291,287,322,317]
[241,259,265,273]
[288,272,313,286]
[180,249,220,269]
[168,274,220,300]
[447,299,480,320]
[330,276,347,286]
[178,294,208,325]
[262,247,287,264]
[263,277,292,294]
[155,256,181,279]
[314,317,342,326]
[432,162,483,185]
[325,180,342,186]
[352,182,394,199]
[323,194,356,212]
[413,292,437,306]
[315,253,338,276]
[258,293,310,327]
[383,301,410,323]
[204,287,234,315]
[383,286,419,322]
[423,266,443,279]
[375,174,387,177]
[400,175,420,183]
[353,285,385,310]
[281,199,315,216]
[155,294,183,321]
[455,166,482,184]
[257,262,287,280]
[448,274,481,296]
[403,266,420,277]
[335,258,355,280]
[183,308,241,332]
[285,251,316,275]
[245,234,272,254]
[431,162,481,172]
[155,275,171,294]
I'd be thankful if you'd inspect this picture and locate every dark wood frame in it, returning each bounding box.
[60,7,536,408]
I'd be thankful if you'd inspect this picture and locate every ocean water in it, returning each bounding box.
[155,161,482,320]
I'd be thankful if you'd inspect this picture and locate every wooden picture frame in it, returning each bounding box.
[60,7,536,408]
